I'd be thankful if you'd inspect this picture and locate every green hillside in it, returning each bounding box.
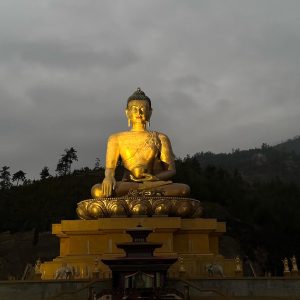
[275,135,300,154]
[1,138,300,278]
[194,138,300,183]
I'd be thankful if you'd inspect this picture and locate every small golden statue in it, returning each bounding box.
[77,88,202,219]
[34,258,42,274]
[234,256,243,274]
[178,256,186,275]
[92,258,101,279]
[34,258,42,279]
[290,255,299,275]
[282,257,290,275]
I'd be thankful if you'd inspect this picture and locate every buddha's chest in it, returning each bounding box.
[118,132,161,161]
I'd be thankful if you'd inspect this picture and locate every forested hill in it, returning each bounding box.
[275,135,300,154]
[1,138,300,278]
[194,136,300,183]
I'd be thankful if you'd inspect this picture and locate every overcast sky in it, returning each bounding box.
[1,0,300,179]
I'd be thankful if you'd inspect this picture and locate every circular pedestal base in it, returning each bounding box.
[76,196,203,219]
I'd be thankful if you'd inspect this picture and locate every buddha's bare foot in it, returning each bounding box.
[162,183,190,197]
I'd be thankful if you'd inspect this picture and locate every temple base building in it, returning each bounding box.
[41,216,235,279]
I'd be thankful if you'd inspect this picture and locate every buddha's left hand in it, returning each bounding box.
[142,173,159,181]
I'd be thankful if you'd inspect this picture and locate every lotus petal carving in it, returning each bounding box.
[76,197,203,220]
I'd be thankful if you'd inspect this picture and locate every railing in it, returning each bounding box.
[45,279,111,300]
[168,278,232,300]
[96,287,185,300]
[46,278,231,300]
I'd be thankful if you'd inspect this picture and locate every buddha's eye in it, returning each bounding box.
[130,106,146,113]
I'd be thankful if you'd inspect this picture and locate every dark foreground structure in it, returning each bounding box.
[101,225,177,298]
[2,277,300,300]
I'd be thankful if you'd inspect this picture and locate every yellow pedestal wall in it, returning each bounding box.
[41,217,236,279]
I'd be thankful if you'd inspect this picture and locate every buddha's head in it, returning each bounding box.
[126,88,152,127]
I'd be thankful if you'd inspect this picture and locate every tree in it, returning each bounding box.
[261,143,270,150]
[40,166,50,180]
[56,147,78,176]
[94,158,101,170]
[23,179,32,185]
[0,166,12,189]
[12,170,26,186]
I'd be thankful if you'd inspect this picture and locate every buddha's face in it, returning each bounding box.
[126,99,152,125]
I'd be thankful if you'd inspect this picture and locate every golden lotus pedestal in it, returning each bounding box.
[41,198,236,279]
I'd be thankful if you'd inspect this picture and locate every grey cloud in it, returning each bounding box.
[1,0,300,178]
[0,39,139,70]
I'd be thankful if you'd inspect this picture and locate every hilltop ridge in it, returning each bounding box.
[194,135,300,183]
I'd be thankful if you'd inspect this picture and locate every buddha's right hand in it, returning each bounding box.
[142,173,159,181]
[102,176,116,197]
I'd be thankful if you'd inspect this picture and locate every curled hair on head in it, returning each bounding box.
[127,87,152,108]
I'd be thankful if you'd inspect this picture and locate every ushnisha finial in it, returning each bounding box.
[127,87,151,108]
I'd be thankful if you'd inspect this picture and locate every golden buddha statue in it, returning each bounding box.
[77,88,202,219]
[91,88,190,198]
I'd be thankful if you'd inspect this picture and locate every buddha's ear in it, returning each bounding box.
[125,108,131,128]
[148,108,152,120]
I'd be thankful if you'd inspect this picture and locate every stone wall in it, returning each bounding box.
[170,277,300,298]
[1,278,300,299]
[0,279,111,300]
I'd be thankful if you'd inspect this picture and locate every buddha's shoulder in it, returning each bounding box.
[155,131,171,141]
[107,131,133,141]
